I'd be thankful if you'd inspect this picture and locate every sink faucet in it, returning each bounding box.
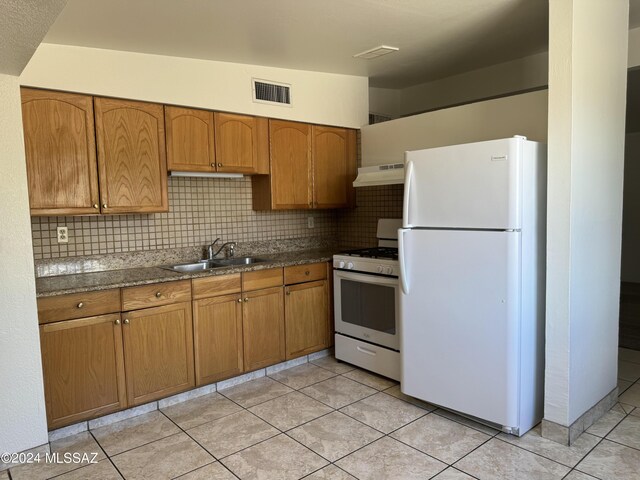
[207,238,237,260]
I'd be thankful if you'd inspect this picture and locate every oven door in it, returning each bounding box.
[334,269,399,351]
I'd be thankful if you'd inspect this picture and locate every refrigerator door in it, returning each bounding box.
[403,137,523,230]
[400,228,521,428]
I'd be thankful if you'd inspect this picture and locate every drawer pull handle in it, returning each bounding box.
[155,292,162,298]
[114,319,121,325]
[357,346,376,356]
[243,297,249,303]
[77,302,84,309]
[123,319,130,325]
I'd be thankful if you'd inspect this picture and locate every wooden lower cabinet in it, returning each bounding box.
[242,286,285,371]
[122,302,195,406]
[285,280,329,359]
[193,293,244,385]
[39,313,126,429]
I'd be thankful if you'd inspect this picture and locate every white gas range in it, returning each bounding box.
[332,219,401,380]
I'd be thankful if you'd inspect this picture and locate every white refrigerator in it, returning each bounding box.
[399,136,546,436]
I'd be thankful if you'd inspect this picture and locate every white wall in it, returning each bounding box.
[621,132,640,283]
[545,0,628,427]
[361,89,548,167]
[0,73,48,454]
[20,44,369,129]
[399,52,549,115]
[369,25,640,120]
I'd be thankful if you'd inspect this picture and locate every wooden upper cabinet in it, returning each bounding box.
[252,120,357,211]
[165,106,215,172]
[214,113,269,174]
[40,313,126,429]
[313,126,356,209]
[94,97,168,213]
[264,120,312,210]
[21,88,100,216]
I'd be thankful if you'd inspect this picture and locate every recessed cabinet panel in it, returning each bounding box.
[194,294,244,385]
[21,88,100,216]
[165,106,215,172]
[269,120,313,209]
[40,313,126,429]
[95,97,168,213]
[285,280,328,359]
[242,286,285,371]
[122,302,195,406]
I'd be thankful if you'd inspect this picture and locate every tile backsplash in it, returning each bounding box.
[31,176,337,260]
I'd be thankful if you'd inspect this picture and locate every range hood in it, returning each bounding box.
[352,163,404,187]
[169,171,243,179]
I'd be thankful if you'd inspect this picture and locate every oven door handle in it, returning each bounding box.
[398,228,409,295]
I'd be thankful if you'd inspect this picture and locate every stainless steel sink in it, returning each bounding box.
[209,257,267,266]
[162,257,267,273]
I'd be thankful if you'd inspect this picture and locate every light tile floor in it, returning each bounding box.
[5,350,640,479]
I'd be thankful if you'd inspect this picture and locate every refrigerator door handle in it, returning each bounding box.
[402,158,414,227]
[398,228,409,294]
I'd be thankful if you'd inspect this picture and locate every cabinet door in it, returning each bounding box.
[243,286,285,371]
[193,294,244,385]
[269,120,312,209]
[285,280,328,359]
[214,113,268,174]
[165,106,215,172]
[21,88,100,216]
[312,126,356,209]
[40,314,126,429]
[95,97,168,213]
[122,302,194,405]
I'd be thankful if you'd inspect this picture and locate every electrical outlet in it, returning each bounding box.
[307,216,315,229]
[57,226,68,243]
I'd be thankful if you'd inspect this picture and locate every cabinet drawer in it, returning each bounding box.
[38,289,121,324]
[242,268,283,291]
[284,262,327,285]
[192,274,241,300]
[122,280,191,311]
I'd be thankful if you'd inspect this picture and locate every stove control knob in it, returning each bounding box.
[377,266,384,273]
[338,260,345,269]
[347,262,354,270]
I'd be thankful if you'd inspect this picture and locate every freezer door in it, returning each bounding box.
[400,228,521,428]
[404,137,523,229]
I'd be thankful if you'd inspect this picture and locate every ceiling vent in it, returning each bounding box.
[252,78,292,106]
[354,45,399,59]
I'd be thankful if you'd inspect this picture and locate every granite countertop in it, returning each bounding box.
[36,248,336,297]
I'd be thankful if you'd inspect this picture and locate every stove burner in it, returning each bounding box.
[339,247,398,260]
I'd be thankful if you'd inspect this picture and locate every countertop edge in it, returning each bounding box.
[36,253,334,298]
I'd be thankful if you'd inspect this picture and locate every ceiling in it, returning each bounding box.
[0,0,66,75]
[41,0,640,89]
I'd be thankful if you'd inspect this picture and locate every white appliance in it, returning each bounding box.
[399,136,546,436]
[333,219,402,380]
[352,163,404,187]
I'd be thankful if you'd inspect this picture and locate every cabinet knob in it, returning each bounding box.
[102,203,107,209]
[237,298,243,303]
[243,297,249,303]
[155,292,162,298]
[305,270,310,276]
[114,319,121,325]
[77,302,84,309]
[123,319,130,325]
[286,290,290,296]
[218,163,223,167]
[93,204,99,209]
[211,163,215,167]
